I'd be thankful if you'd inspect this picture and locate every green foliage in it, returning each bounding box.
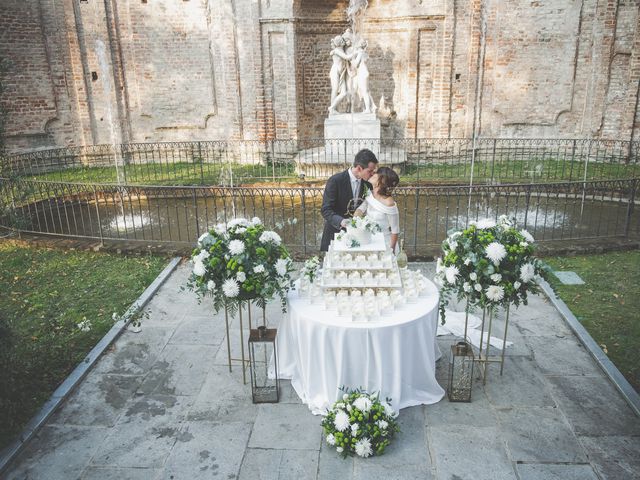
[545,251,640,392]
[0,241,168,448]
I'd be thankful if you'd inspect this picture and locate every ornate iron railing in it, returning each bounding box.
[1,177,637,256]
[2,138,639,185]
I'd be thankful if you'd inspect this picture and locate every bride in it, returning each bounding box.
[354,166,400,253]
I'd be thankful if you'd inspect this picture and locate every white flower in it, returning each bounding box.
[259,230,282,246]
[336,447,344,453]
[485,242,507,265]
[520,241,529,248]
[486,285,505,302]
[235,227,246,235]
[498,215,513,228]
[469,272,478,281]
[380,401,396,418]
[227,218,249,229]
[228,240,245,256]
[334,410,350,432]
[355,438,373,458]
[195,249,209,262]
[222,278,240,298]
[343,393,349,401]
[346,404,352,412]
[193,261,206,277]
[207,280,216,291]
[326,434,336,446]
[275,258,289,277]
[251,217,262,226]
[520,263,535,283]
[490,273,502,283]
[448,239,458,251]
[445,266,459,284]
[472,218,496,229]
[198,232,214,247]
[463,282,472,293]
[436,257,444,274]
[353,396,372,413]
[520,229,535,243]
[214,223,227,235]
[351,423,359,436]
[513,281,521,290]
[464,257,471,266]
[236,271,246,283]
[376,419,388,430]
[253,265,265,274]
[77,318,91,332]
[474,283,482,292]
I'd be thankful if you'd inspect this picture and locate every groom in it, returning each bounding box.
[320,149,378,251]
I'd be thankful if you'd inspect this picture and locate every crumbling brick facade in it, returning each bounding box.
[0,0,638,152]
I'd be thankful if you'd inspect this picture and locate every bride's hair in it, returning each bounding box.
[376,167,399,197]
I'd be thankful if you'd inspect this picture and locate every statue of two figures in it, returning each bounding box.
[328,28,377,115]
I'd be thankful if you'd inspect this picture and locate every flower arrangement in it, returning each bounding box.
[435,215,549,322]
[186,217,295,314]
[301,256,321,283]
[348,215,382,234]
[321,388,400,458]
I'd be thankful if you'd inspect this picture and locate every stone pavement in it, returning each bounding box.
[4,262,640,480]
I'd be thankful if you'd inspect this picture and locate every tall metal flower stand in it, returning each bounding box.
[224,300,267,384]
[473,305,511,384]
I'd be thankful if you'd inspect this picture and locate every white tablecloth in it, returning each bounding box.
[276,279,445,414]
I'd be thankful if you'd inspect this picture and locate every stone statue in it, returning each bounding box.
[353,39,376,114]
[328,34,353,115]
[328,28,376,115]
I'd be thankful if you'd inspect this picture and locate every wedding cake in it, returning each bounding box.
[299,229,431,322]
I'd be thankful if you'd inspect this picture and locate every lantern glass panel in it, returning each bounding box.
[249,327,279,403]
[448,341,474,402]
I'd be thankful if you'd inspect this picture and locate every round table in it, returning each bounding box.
[276,279,445,414]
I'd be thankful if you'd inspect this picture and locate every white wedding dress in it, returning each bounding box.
[356,195,400,252]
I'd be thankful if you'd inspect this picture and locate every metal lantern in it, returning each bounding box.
[248,326,280,403]
[448,341,474,402]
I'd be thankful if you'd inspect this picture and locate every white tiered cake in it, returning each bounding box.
[299,231,431,322]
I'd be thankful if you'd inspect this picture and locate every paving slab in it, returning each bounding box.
[5,425,108,480]
[161,421,251,480]
[238,448,319,480]
[547,376,640,436]
[428,425,517,480]
[49,373,144,427]
[496,407,586,463]
[248,403,323,451]
[515,463,599,480]
[4,261,639,480]
[578,435,640,480]
[484,357,557,408]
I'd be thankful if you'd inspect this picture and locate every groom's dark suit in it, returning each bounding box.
[320,169,372,251]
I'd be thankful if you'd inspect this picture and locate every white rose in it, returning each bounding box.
[470,272,477,281]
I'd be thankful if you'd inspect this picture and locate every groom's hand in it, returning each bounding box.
[340,218,349,229]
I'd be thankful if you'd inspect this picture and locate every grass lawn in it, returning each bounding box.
[20,157,640,187]
[0,240,169,449]
[545,251,640,392]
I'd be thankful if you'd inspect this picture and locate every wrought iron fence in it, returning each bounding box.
[1,177,637,256]
[2,138,639,185]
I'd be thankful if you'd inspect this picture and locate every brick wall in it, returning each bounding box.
[1,0,639,153]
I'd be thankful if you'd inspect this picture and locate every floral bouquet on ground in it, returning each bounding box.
[186,216,295,314]
[435,215,549,322]
[321,388,400,458]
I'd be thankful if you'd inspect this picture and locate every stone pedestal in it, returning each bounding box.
[324,113,381,157]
